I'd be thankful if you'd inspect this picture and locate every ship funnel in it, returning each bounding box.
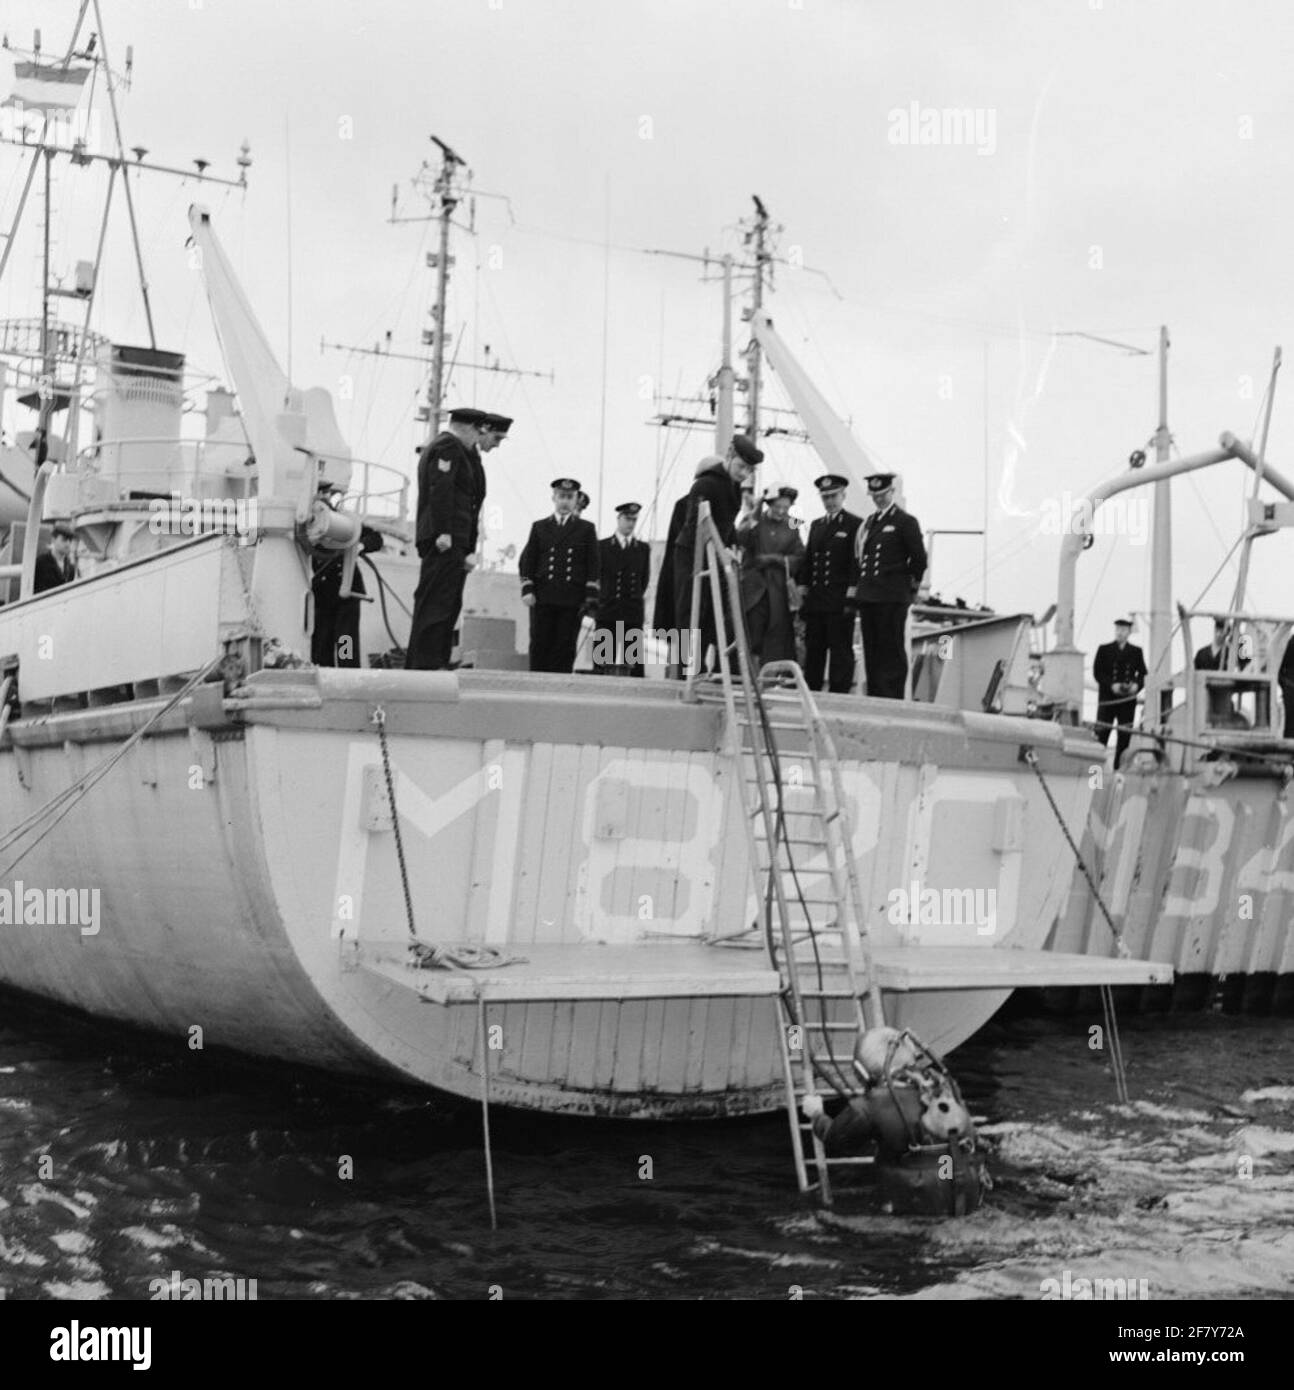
[91,343,186,495]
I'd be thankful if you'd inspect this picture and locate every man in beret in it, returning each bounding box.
[33,521,78,594]
[672,434,763,671]
[405,406,491,670]
[520,478,601,673]
[802,475,862,693]
[853,472,926,699]
[592,502,651,677]
[1093,616,1146,768]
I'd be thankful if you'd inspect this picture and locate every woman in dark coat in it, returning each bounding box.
[738,487,805,668]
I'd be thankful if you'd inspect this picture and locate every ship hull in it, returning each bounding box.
[1050,764,1294,1013]
[0,663,1103,1117]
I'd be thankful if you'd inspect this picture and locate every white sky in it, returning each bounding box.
[3,0,1294,660]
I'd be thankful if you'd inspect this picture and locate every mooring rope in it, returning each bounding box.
[478,994,498,1231]
[1022,746,1130,1104]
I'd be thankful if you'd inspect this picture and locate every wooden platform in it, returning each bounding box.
[357,941,1172,1004]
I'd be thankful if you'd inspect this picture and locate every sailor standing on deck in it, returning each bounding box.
[33,521,78,593]
[802,475,862,693]
[853,473,926,699]
[593,502,650,677]
[1093,617,1146,768]
[520,478,601,673]
[405,407,493,670]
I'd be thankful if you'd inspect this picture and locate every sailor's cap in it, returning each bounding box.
[551,477,581,492]
[576,491,590,510]
[479,413,513,434]
[1114,616,1134,629]
[51,521,75,539]
[448,407,489,426]
[865,473,896,493]
[814,474,849,494]
[615,502,642,517]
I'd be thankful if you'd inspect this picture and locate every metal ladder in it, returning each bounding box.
[686,504,887,1204]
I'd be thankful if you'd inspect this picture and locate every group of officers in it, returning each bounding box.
[403,410,928,697]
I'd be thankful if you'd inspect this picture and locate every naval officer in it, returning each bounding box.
[520,478,601,673]
[1093,617,1146,768]
[853,472,926,699]
[673,435,763,670]
[405,406,492,670]
[801,475,862,693]
[593,502,650,677]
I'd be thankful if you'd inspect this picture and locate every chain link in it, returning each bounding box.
[372,704,418,943]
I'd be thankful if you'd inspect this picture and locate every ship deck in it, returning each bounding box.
[356,941,1172,1004]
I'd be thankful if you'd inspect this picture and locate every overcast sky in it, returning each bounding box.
[3,0,1294,658]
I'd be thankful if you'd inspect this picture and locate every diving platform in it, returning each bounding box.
[357,941,1173,1005]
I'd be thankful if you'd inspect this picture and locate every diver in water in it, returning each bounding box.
[801,1025,986,1215]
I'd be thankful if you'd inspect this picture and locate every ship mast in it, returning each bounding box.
[1147,324,1171,722]
[425,135,462,427]
[0,14,249,470]
[649,196,807,457]
[352,136,550,439]
[742,195,772,440]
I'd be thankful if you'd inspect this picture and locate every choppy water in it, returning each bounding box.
[0,992,1291,1300]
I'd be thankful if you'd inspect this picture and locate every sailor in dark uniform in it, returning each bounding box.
[520,478,601,673]
[853,472,927,699]
[33,521,78,593]
[405,406,493,670]
[673,435,763,670]
[802,475,862,693]
[1093,617,1147,768]
[593,502,650,677]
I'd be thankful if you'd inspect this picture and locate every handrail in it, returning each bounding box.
[69,438,409,520]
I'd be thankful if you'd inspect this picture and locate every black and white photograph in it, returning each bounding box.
[0,0,1291,1339]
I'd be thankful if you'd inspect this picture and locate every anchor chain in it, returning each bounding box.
[372,704,418,944]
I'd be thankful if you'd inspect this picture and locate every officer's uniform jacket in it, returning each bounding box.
[1093,642,1147,704]
[414,431,485,553]
[802,509,862,614]
[520,514,600,608]
[596,534,650,621]
[854,504,927,604]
